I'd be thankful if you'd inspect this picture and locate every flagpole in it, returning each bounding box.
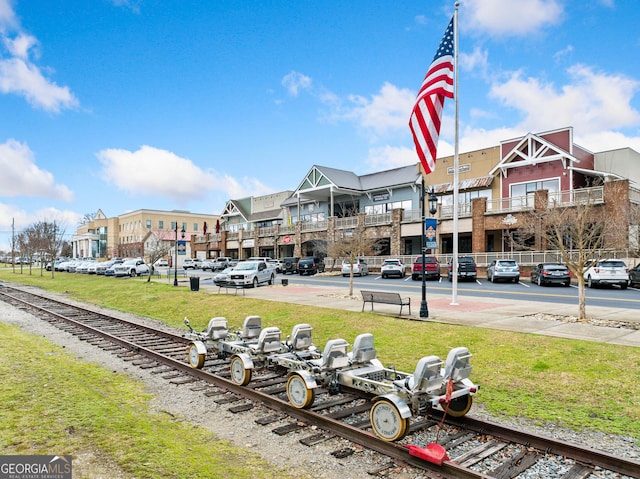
[451,1,460,306]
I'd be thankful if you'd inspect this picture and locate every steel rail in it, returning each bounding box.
[444,414,640,478]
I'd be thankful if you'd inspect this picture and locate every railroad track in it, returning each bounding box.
[1,284,638,479]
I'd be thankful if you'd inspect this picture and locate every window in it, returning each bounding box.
[170,221,176,230]
[182,222,187,232]
[193,223,198,231]
[364,200,413,215]
[146,220,152,228]
[159,220,164,229]
[510,178,560,197]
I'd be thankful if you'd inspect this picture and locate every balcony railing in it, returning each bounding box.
[300,220,328,232]
[486,195,535,214]
[335,217,358,229]
[364,212,392,226]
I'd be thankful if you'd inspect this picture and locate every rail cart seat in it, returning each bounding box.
[249,327,283,354]
[404,355,444,392]
[241,315,262,340]
[443,347,472,381]
[350,333,377,363]
[288,323,313,351]
[206,317,228,340]
[314,339,350,370]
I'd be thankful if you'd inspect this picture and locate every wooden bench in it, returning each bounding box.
[360,290,411,316]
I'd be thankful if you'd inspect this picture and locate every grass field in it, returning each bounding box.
[1,269,639,476]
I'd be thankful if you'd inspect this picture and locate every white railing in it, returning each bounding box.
[547,187,604,207]
[629,187,640,205]
[486,195,535,214]
[335,217,358,229]
[300,220,328,232]
[364,212,392,226]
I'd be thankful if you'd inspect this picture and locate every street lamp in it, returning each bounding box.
[420,184,438,318]
[173,222,185,287]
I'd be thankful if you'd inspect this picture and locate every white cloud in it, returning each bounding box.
[0,57,78,112]
[0,2,78,112]
[331,82,416,140]
[464,0,564,36]
[489,64,640,134]
[366,145,418,171]
[97,145,273,203]
[459,46,489,77]
[0,139,74,201]
[282,71,312,96]
[0,202,82,252]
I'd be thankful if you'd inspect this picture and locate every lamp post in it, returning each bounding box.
[173,222,185,287]
[420,183,439,318]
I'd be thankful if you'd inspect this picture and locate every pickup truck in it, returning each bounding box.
[113,258,150,277]
[447,256,477,282]
[228,260,276,288]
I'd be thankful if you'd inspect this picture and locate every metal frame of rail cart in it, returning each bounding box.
[183,317,321,386]
[279,334,479,442]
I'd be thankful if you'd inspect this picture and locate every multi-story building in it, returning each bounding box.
[71,209,219,262]
[193,127,639,264]
[74,127,640,267]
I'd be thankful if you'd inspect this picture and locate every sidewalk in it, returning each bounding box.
[192,278,640,348]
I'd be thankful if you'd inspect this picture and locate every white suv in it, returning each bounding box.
[583,259,628,289]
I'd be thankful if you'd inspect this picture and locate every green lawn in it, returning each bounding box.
[1,269,639,476]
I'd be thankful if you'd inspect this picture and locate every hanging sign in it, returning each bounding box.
[424,218,438,249]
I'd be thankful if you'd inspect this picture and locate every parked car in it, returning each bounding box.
[411,255,440,281]
[487,259,520,283]
[183,258,203,270]
[95,259,122,275]
[447,256,477,282]
[213,267,235,286]
[341,258,368,277]
[113,258,150,277]
[210,257,232,271]
[228,260,275,287]
[267,258,283,273]
[297,257,325,275]
[200,259,214,271]
[380,259,406,278]
[154,258,168,268]
[629,264,640,287]
[530,263,571,287]
[583,259,629,289]
[282,257,300,274]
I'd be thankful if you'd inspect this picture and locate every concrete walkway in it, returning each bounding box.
[188,277,640,348]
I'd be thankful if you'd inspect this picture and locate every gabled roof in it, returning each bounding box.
[289,164,421,202]
[220,199,250,222]
[490,130,581,177]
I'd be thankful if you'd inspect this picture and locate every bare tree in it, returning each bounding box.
[14,221,67,277]
[143,231,173,282]
[516,184,633,319]
[78,212,97,225]
[327,228,376,296]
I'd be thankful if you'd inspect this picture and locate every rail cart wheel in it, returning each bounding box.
[444,394,473,417]
[187,343,205,369]
[230,356,252,385]
[286,374,315,408]
[370,399,409,442]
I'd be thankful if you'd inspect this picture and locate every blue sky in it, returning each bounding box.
[2,0,640,251]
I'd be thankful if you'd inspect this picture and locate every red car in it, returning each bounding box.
[412,255,440,281]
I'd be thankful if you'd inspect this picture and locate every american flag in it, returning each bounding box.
[409,17,454,175]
